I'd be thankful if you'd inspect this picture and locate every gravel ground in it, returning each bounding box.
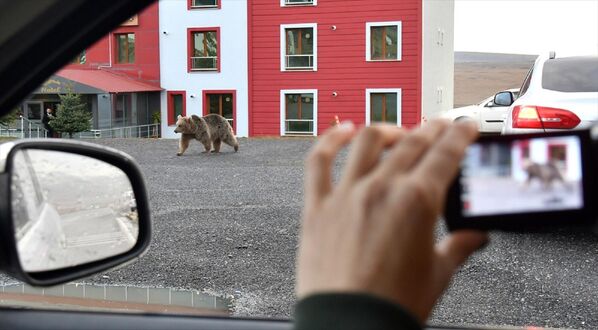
[2,137,597,329]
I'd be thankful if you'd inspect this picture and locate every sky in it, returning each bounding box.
[454,0,598,56]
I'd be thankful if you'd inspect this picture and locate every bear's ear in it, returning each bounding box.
[177,115,182,119]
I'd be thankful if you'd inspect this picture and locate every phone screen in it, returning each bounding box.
[460,135,584,217]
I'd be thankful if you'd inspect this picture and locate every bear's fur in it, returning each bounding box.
[522,159,567,190]
[174,114,239,156]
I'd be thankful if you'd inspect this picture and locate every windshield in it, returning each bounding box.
[542,57,598,93]
[1,1,597,329]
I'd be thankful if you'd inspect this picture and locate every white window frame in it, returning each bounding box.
[190,0,219,9]
[280,23,318,72]
[365,21,402,62]
[280,89,318,136]
[365,88,402,126]
[280,0,317,7]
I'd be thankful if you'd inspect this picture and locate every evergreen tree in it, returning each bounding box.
[50,92,91,138]
[0,107,19,126]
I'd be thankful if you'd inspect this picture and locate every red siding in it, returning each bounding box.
[249,0,422,136]
[64,2,160,86]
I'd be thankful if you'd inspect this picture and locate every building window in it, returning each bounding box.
[548,144,568,171]
[365,89,402,126]
[167,91,186,126]
[116,33,135,64]
[189,0,220,9]
[203,91,236,131]
[281,24,317,71]
[188,28,220,72]
[281,0,316,6]
[280,90,317,136]
[71,50,86,64]
[366,22,402,61]
[114,93,132,127]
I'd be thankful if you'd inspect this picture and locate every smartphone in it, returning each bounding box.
[444,129,597,231]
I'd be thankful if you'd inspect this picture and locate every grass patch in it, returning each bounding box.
[0,137,16,143]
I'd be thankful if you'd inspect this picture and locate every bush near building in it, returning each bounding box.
[0,108,19,125]
[50,92,91,138]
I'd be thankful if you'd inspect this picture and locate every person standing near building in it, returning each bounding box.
[42,107,56,137]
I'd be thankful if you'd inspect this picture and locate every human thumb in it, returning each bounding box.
[436,230,488,271]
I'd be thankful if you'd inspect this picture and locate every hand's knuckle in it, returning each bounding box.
[306,146,332,168]
[436,142,464,162]
[407,132,431,149]
[406,178,430,201]
[358,126,383,144]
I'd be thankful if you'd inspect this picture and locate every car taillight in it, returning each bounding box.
[512,105,581,129]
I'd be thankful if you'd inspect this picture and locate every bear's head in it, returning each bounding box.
[174,115,193,134]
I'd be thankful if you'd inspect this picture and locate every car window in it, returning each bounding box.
[519,66,534,97]
[542,57,598,92]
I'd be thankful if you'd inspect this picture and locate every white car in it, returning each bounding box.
[501,53,598,134]
[435,89,519,133]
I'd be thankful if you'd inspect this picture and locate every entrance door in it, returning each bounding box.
[25,101,43,123]
[204,91,235,132]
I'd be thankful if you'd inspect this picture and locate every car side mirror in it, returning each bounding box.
[493,91,514,107]
[0,139,151,286]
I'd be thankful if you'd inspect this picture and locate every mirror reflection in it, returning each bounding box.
[10,149,139,273]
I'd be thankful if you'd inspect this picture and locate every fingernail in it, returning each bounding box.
[338,121,355,131]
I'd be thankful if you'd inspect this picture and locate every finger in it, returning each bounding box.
[371,120,450,180]
[412,120,478,193]
[304,122,357,208]
[435,230,488,271]
[339,125,405,187]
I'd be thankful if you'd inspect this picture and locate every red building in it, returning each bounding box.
[65,3,161,85]
[248,0,454,136]
[26,2,161,133]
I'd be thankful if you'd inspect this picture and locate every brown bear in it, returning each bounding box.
[174,114,239,156]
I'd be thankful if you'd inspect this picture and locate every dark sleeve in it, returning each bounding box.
[293,293,423,330]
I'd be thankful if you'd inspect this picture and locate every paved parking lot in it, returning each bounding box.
[3,137,598,329]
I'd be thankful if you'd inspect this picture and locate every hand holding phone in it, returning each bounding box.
[444,129,597,231]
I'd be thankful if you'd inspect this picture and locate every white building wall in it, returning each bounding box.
[421,0,454,122]
[159,0,249,138]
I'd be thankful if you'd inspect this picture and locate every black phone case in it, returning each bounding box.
[444,129,597,232]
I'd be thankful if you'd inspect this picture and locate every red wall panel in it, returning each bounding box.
[64,2,160,85]
[249,0,422,136]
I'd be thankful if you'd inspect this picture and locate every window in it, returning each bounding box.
[203,91,235,131]
[189,0,220,9]
[188,28,220,72]
[115,33,135,64]
[548,144,568,171]
[281,24,317,71]
[365,89,402,126]
[71,50,86,64]
[542,58,598,92]
[519,66,534,96]
[366,22,402,61]
[114,93,132,127]
[280,90,317,136]
[167,91,186,126]
[281,0,316,6]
